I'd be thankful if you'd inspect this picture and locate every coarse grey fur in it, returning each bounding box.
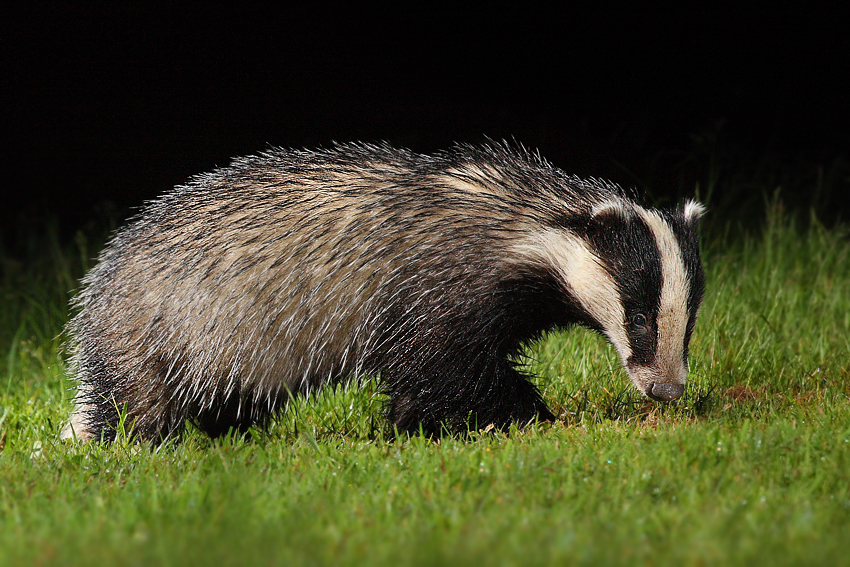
[62,141,706,443]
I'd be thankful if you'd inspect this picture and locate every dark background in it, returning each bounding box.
[2,5,848,250]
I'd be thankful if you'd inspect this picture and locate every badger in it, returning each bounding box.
[61,141,705,443]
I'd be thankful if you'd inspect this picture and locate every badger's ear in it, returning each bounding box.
[585,200,633,242]
[683,200,707,225]
[590,200,630,224]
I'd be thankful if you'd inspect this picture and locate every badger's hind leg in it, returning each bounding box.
[386,361,555,436]
[64,380,183,444]
[60,385,133,444]
[61,348,127,443]
[64,347,284,443]
[60,395,97,442]
[63,347,198,443]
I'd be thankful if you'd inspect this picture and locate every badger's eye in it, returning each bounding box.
[630,312,649,333]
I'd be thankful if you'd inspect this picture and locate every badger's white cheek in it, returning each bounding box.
[510,229,632,362]
[625,364,656,392]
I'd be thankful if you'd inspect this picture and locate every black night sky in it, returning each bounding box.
[2,5,848,249]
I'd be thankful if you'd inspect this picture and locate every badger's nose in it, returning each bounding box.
[647,383,684,401]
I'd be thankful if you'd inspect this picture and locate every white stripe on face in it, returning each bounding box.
[633,208,691,385]
[511,228,632,363]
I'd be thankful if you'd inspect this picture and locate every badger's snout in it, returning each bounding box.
[646,382,685,401]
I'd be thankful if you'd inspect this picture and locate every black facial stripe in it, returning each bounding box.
[666,209,705,350]
[664,208,705,367]
[583,211,662,366]
[666,212,704,301]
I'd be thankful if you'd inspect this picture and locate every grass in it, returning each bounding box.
[1,199,850,566]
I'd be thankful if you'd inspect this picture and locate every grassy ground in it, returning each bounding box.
[1,201,849,566]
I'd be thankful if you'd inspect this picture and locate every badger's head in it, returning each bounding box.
[516,199,706,401]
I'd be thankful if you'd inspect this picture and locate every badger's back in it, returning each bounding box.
[63,142,704,443]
